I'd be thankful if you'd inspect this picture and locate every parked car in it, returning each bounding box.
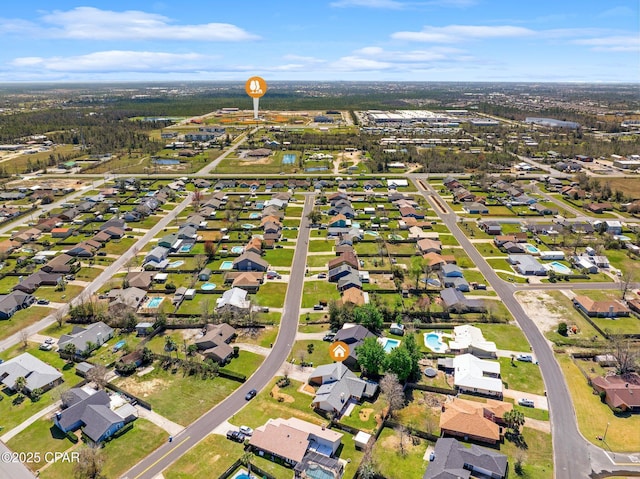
[516,354,533,362]
[226,430,245,442]
[323,333,336,342]
[37,298,50,305]
[239,425,253,436]
[44,337,55,345]
[245,389,257,401]
[317,273,327,279]
[518,398,535,408]
[39,343,53,351]
[313,304,324,311]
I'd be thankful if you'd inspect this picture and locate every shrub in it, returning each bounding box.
[557,322,568,336]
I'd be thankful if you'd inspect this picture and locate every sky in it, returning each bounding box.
[0,1,638,83]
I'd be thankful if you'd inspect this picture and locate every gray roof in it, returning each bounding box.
[0,352,62,393]
[338,271,362,289]
[0,290,34,313]
[311,363,376,413]
[107,287,146,308]
[440,288,484,311]
[58,322,114,353]
[423,438,507,479]
[441,264,462,277]
[145,246,169,263]
[82,404,124,442]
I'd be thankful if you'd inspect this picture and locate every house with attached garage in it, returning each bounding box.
[0,352,62,394]
[452,354,502,397]
[58,322,114,356]
[423,438,508,479]
[0,291,36,320]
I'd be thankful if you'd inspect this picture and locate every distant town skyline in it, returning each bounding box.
[1,1,638,83]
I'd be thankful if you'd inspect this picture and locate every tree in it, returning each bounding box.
[619,271,634,301]
[62,343,77,359]
[611,337,639,375]
[141,347,154,365]
[195,254,208,272]
[13,376,27,393]
[240,451,254,477]
[54,308,65,328]
[165,336,177,352]
[385,346,413,381]
[380,373,404,418]
[395,425,410,456]
[86,365,109,390]
[19,329,29,349]
[410,256,424,290]
[307,208,322,225]
[356,336,386,377]
[192,189,203,209]
[74,445,106,479]
[353,304,383,333]
[402,334,421,380]
[557,322,568,336]
[504,409,525,436]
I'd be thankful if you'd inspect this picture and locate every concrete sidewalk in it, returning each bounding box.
[136,407,185,437]
[1,401,61,442]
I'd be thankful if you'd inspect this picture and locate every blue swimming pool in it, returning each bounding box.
[548,261,572,274]
[168,260,184,268]
[220,260,234,270]
[424,332,448,353]
[179,244,193,253]
[146,297,164,308]
[365,230,379,237]
[381,338,400,353]
[525,244,540,255]
[241,224,256,229]
[113,340,126,352]
[249,212,260,219]
[282,154,296,164]
[305,167,328,172]
[231,246,244,254]
[201,283,216,291]
[152,159,180,165]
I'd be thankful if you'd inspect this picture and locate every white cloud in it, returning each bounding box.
[574,35,640,52]
[599,6,636,18]
[330,56,393,71]
[354,45,462,61]
[330,0,404,9]
[0,7,258,41]
[10,50,216,73]
[392,24,534,43]
[282,54,326,64]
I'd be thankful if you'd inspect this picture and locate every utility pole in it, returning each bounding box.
[603,422,610,442]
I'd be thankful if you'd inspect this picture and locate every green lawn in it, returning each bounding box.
[340,399,387,434]
[476,323,531,352]
[102,236,139,255]
[222,350,264,377]
[557,354,640,452]
[500,427,553,479]
[605,248,640,277]
[112,363,242,426]
[301,281,340,308]
[288,340,333,366]
[35,285,86,303]
[308,239,335,253]
[0,305,54,341]
[499,357,546,395]
[373,427,429,479]
[254,282,288,308]
[263,248,294,267]
[7,418,76,472]
[164,434,244,479]
[74,267,103,281]
[306,254,335,267]
[590,315,640,335]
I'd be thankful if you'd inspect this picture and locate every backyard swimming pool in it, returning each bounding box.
[168,260,184,268]
[220,260,234,270]
[424,332,448,353]
[241,224,256,229]
[365,230,379,237]
[152,159,180,165]
[249,212,260,219]
[380,337,400,353]
[201,283,216,291]
[282,154,296,164]
[231,246,244,254]
[179,244,193,253]
[145,297,164,309]
[525,244,540,255]
[548,261,572,274]
[305,167,328,172]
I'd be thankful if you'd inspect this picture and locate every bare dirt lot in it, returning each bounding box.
[515,290,566,332]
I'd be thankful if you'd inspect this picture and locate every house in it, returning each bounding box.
[231,272,263,293]
[448,325,497,358]
[195,323,237,363]
[453,354,502,397]
[0,291,36,320]
[54,387,137,443]
[309,363,378,417]
[41,253,75,274]
[178,225,198,240]
[233,251,269,272]
[198,268,212,281]
[216,287,250,313]
[125,271,154,290]
[327,252,359,271]
[399,205,424,219]
[441,264,463,278]
[158,233,180,250]
[13,272,61,294]
[417,238,442,255]
[507,255,547,276]
[501,241,525,254]
[332,324,377,368]
[440,397,512,444]
[531,203,558,216]
[423,438,508,479]
[144,246,170,267]
[571,256,598,274]
[572,295,630,318]
[0,352,63,394]
[245,237,262,255]
[338,287,368,307]
[58,322,114,355]
[479,221,502,235]
[463,202,489,214]
[107,287,146,310]
[443,277,470,292]
[337,271,362,291]
[328,264,355,283]
[328,214,348,228]
[538,251,565,261]
[440,288,485,314]
[249,417,343,467]
[586,203,612,214]
[135,322,154,336]
[591,374,640,412]
[51,227,72,239]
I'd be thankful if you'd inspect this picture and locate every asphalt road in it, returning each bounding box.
[121,193,315,479]
[0,192,194,354]
[412,177,608,479]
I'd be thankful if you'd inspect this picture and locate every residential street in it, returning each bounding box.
[121,193,315,479]
[412,176,640,478]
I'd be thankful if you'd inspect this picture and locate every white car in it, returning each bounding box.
[518,398,535,408]
[239,425,253,436]
[516,354,533,362]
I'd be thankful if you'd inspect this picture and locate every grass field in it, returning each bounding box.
[254,282,288,308]
[0,305,54,341]
[476,323,531,352]
[373,427,429,479]
[301,281,340,308]
[288,340,333,366]
[164,434,244,479]
[557,354,640,452]
[499,357,546,395]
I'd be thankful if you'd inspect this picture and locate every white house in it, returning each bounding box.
[453,354,502,397]
[448,325,497,358]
